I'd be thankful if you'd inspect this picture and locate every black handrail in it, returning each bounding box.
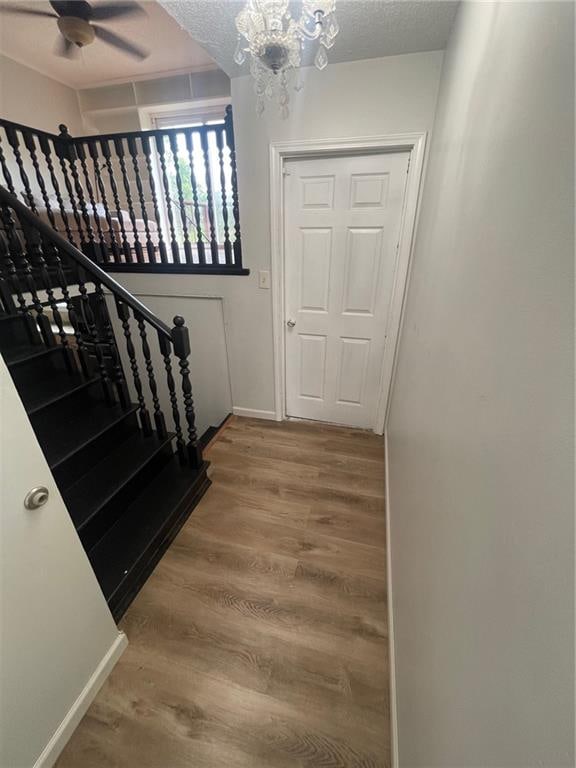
[0,185,172,338]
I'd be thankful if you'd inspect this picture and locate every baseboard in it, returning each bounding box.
[384,429,399,768]
[232,407,278,421]
[34,632,128,768]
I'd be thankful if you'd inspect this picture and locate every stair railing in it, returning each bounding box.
[0,185,203,469]
[0,106,246,275]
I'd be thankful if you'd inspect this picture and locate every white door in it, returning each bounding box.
[284,151,410,428]
[0,357,124,767]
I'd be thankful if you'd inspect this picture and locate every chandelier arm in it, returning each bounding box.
[296,12,324,40]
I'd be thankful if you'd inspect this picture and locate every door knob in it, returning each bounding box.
[24,486,49,510]
[286,319,296,328]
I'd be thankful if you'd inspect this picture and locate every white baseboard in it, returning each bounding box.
[232,407,278,421]
[34,632,128,768]
[384,430,399,768]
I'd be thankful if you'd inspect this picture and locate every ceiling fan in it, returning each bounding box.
[0,0,150,60]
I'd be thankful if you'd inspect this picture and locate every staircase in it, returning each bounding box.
[0,187,210,620]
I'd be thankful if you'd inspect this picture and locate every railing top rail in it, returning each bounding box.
[0,186,172,339]
[0,116,228,145]
[0,117,61,141]
[73,123,226,144]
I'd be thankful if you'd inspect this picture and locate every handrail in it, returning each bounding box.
[0,117,223,143]
[0,117,60,141]
[70,123,224,144]
[0,186,172,338]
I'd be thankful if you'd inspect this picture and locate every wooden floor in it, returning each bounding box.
[56,417,390,768]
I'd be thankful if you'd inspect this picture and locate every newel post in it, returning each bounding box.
[172,316,203,469]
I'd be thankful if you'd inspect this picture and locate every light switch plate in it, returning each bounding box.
[258,270,270,289]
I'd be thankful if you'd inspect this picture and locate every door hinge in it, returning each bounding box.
[406,155,411,174]
[283,169,291,177]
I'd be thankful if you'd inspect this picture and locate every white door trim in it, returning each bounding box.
[270,133,427,434]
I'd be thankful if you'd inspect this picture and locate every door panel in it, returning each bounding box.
[300,228,332,312]
[284,152,410,428]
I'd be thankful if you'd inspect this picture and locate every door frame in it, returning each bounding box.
[270,132,427,434]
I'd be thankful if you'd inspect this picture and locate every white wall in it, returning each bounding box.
[77,68,231,133]
[112,52,443,417]
[387,2,574,766]
[0,53,83,133]
[0,357,126,768]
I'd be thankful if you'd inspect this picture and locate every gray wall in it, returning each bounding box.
[387,2,574,766]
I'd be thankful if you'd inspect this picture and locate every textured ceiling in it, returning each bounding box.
[160,0,459,76]
[0,0,217,88]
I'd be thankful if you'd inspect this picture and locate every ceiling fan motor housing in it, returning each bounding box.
[57,16,95,47]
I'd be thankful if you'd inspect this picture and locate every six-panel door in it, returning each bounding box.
[284,152,410,428]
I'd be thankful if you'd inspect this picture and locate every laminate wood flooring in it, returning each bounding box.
[56,417,390,768]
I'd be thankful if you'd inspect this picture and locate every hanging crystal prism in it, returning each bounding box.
[234,38,246,66]
[314,44,328,71]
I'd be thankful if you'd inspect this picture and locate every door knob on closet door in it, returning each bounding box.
[24,486,49,510]
[286,319,296,328]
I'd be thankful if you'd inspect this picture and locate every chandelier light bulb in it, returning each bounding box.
[234,0,340,117]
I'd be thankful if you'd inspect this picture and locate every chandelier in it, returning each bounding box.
[234,0,339,117]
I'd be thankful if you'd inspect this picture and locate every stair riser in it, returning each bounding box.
[0,314,41,350]
[78,445,175,551]
[50,411,140,489]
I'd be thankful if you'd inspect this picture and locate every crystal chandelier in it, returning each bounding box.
[234,0,339,117]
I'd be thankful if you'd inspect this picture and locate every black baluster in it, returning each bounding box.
[215,127,232,265]
[99,139,131,263]
[87,141,118,263]
[168,132,193,264]
[5,126,37,211]
[35,245,69,352]
[55,134,86,250]
[135,312,167,436]
[155,134,180,263]
[22,131,57,231]
[0,203,42,344]
[199,128,219,265]
[158,331,185,461]
[76,266,114,401]
[116,299,152,434]
[75,141,107,262]
[172,315,202,468]
[184,129,206,265]
[58,125,97,259]
[0,232,17,314]
[38,135,75,245]
[53,252,90,375]
[127,136,156,263]
[0,134,16,194]
[141,135,168,264]
[225,105,243,267]
[94,282,129,406]
[22,253,54,347]
[113,137,144,264]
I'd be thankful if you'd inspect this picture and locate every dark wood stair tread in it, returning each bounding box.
[88,457,210,615]
[33,396,139,469]
[21,369,100,415]
[63,430,175,531]
[3,343,63,366]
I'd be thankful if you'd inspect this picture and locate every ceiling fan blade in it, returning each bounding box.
[93,25,148,60]
[90,1,145,21]
[50,0,91,20]
[0,4,56,17]
[54,33,78,59]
